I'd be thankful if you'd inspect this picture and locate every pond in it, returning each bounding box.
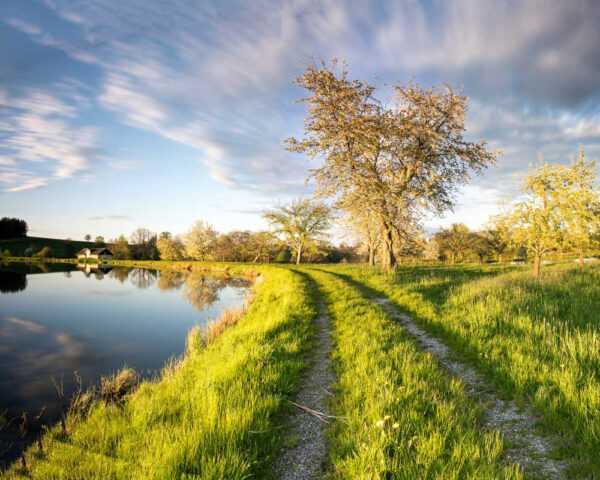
[0,262,250,467]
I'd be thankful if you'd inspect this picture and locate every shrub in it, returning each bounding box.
[100,368,137,403]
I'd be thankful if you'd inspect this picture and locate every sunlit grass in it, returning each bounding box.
[341,262,600,478]
[4,265,314,479]
[303,266,522,479]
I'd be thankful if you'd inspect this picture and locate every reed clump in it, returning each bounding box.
[100,368,138,403]
[187,292,255,353]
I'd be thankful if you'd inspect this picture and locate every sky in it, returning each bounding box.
[1,0,600,241]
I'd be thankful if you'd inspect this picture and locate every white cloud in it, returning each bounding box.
[5,0,600,213]
[0,88,100,192]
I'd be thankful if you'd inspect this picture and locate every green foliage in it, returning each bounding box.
[157,235,184,261]
[263,197,331,264]
[274,248,292,263]
[435,223,471,265]
[111,235,132,260]
[183,220,218,261]
[499,150,600,276]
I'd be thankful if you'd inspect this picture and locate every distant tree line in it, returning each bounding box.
[0,217,28,239]
[106,220,358,264]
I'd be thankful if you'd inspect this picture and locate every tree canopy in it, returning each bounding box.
[263,198,331,264]
[286,60,497,269]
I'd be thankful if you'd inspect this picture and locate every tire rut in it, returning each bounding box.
[372,296,568,480]
[272,280,335,480]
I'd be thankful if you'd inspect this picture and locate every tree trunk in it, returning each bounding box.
[368,246,375,266]
[381,226,397,271]
[451,252,455,266]
[498,252,503,264]
[533,254,541,278]
[579,243,584,267]
[296,246,302,265]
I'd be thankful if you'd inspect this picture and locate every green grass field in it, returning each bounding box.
[0,237,94,258]
[3,260,600,478]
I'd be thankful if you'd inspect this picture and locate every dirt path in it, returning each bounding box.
[272,290,335,479]
[373,297,568,480]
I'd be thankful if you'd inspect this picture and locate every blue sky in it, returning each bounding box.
[1,0,600,241]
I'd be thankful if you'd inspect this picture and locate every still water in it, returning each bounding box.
[0,262,250,465]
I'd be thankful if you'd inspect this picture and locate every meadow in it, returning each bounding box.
[2,259,599,479]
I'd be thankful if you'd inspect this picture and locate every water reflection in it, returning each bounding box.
[0,262,250,467]
[76,263,114,276]
[0,271,27,293]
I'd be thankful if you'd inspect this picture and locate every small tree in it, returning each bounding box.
[94,236,105,246]
[485,203,511,264]
[112,235,131,260]
[247,231,277,263]
[263,198,331,265]
[183,221,218,261]
[157,236,185,261]
[470,232,492,264]
[422,238,440,262]
[84,234,92,242]
[510,158,566,278]
[435,223,471,265]
[561,150,600,267]
[130,228,158,260]
[345,211,382,266]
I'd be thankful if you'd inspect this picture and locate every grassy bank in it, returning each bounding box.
[4,263,315,479]
[303,267,521,479]
[340,263,600,478]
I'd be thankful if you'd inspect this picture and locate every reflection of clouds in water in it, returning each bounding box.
[5,316,47,333]
[84,290,131,297]
[0,316,100,414]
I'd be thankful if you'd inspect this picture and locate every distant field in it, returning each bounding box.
[0,236,94,258]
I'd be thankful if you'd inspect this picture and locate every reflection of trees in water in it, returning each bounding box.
[37,262,51,274]
[182,276,229,312]
[63,271,72,278]
[157,270,186,291]
[0,271,27,293]
[128,268,158,289]
[108,267,131,284]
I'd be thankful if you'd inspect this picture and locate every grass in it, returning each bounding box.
[3,264,315,479]
[339,263,600,478]
[3,259,600,478]
[0,236,95,258]
[301,266,522,479]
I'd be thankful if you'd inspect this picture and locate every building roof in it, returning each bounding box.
[76,247,113,255]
